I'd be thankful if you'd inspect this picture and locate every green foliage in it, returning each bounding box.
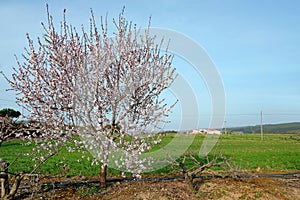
[0,108,21,118]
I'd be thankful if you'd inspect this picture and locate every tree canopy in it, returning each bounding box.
[0,108,21,118]
[4,5,176,187]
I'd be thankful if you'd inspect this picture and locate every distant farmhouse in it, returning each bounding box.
[207,129,222,134]
[189,129,222,134]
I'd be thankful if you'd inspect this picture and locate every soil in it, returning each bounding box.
[15,173,300,200]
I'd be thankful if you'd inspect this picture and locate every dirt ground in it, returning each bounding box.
[17,173,300,200]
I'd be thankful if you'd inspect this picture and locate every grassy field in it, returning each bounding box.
[0,133,299,177]
[211,134,300,170]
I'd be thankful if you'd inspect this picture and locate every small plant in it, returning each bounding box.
[76,185,101,195]
[255,191,262,198]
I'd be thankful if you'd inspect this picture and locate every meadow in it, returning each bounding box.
[0,133,299,177]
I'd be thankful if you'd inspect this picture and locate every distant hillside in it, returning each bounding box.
[227,122,300,134]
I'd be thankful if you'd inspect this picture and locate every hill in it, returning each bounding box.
[227,122,300,134]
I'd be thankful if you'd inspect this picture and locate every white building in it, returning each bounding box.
[206,129,222,134]
[189,129,222,134]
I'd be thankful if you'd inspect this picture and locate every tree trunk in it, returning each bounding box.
[0,158,9,199]
[100,164,107,188]
[0,173,9,199]
[0,158,24,200]
[3,174,23,200]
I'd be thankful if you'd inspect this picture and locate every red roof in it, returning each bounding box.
[0,116,10,121]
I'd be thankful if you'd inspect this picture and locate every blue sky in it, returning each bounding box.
[1,0,300,129]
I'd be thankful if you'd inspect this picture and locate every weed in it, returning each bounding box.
[76,185,101,195]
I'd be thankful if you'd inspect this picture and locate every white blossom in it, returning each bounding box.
[5,6,176,179]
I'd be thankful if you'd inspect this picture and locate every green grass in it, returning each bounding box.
[0,133,299,177]
[0,140,100,176]
[211,134,300,170]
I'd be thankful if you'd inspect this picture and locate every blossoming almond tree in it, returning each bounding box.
[5,5,176,187]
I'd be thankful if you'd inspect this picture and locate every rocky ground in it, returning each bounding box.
[14,172,300,200]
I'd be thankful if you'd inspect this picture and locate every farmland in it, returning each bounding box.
[1,133,299,199]
[1,133,299,176]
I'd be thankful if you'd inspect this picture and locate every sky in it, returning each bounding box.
[1,0,300,130]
